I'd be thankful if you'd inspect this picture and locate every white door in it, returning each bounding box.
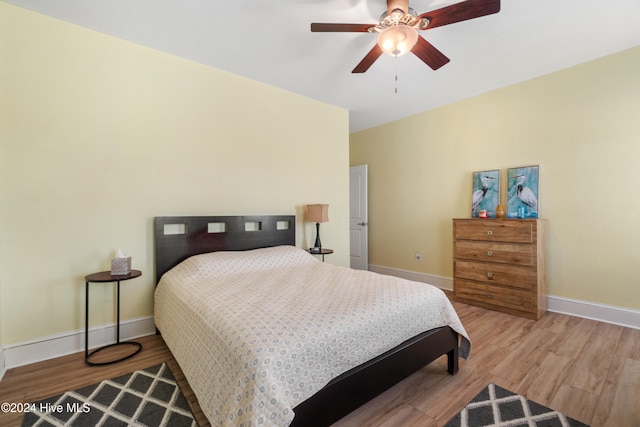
[350,165,368,270]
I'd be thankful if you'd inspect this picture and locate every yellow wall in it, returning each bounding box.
[351,46,640,310]
[0,3,350,345]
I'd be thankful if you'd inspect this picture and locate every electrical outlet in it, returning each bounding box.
[415,251,422,261]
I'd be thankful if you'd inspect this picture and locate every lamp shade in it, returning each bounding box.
[306,204,329,223]
[377,24,418,56]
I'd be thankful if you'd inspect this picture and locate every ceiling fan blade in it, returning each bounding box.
[387,0,409,14]
[352,44,384,73]
[411,36,450,70]
[311,23,373,32]
[418,0,500,30]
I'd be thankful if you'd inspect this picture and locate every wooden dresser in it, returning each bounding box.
[453,219,547,320]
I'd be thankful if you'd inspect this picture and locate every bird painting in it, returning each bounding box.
[472,175,495,214]
[515,174,538,213]
[471,170,499,217]
[507,166,539,218]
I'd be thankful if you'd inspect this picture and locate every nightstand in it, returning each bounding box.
[84,269,142,366]
[308,248,333,262]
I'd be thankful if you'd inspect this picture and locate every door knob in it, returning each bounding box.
[357,222,368,226]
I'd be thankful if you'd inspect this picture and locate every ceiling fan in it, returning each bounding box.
[311,0,500,73]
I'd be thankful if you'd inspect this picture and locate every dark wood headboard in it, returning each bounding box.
[154,215,296,283]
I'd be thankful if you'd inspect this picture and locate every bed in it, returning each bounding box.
[154,215,470,427]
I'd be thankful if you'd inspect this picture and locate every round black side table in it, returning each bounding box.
[308,248,334,262]
[84,270,142,366]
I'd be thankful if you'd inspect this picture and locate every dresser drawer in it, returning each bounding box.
[454,260,534,290]
[455,280,532,312]
[454,240,533,266]
[454,220,532,243]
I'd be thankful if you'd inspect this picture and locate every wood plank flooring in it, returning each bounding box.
[1,300,638,426]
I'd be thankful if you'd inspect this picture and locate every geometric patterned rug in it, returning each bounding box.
[21,363,198,427]
[444,383,590,427]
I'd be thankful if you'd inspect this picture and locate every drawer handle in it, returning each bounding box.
[487,251,493,257]
[487,230,493,236]
[487,272,493,279]
[487,293,493,299]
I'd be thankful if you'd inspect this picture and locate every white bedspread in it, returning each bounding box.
[155,246,470,427]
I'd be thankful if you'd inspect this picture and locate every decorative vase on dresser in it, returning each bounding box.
[453,218,547,320]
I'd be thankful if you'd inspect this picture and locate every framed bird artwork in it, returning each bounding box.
[471,169,500,218]
[507,165,539,218]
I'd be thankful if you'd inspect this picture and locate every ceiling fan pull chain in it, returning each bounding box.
[394,54,399,94]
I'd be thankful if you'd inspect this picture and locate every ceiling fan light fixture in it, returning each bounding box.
[377,24,418,56]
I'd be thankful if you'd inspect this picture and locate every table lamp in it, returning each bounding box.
[306,204,329,252]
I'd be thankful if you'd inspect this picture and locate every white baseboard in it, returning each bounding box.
[0,346,5,382]
[547,295,640,330]
[2,316,156,371]
[369,264,453,291]
[368,264,640,330]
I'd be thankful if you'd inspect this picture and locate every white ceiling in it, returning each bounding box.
[6,0,640,133]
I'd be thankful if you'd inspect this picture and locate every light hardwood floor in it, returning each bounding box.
[1,300,638,426]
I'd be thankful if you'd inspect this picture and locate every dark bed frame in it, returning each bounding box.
[154,215,459,427]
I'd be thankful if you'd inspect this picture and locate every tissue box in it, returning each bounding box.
[111,257,131,275]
